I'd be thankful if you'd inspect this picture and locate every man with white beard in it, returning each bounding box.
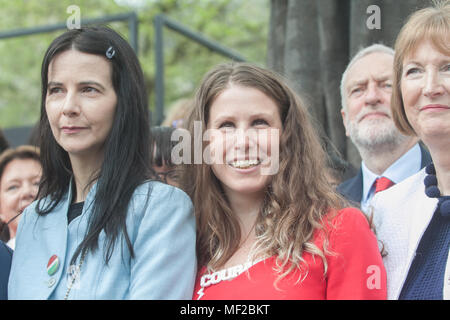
[337,44,431,213]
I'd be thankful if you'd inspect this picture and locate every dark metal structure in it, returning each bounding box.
[1,12,246,146]
[153,14,246,125]
[0,13,138,147]
[0,12,138,51]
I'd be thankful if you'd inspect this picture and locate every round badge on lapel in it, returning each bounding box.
[47,255,60,276]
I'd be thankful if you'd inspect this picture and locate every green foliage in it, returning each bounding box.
[0,0,269,128]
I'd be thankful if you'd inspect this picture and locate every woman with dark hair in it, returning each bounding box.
[183,62,386,299]
[150,126,179,187]
[8,26,196,300]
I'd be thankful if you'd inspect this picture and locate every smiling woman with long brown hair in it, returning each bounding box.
[182,62,386,300]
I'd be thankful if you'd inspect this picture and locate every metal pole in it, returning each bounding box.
[0,12,137,40]
[152,14,246,126]
[128,12,138,53]
[154,15,165,126]
[159,14,246,62]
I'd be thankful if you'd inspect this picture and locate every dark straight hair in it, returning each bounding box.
[150,126,177,167]
[37,26,152,264]
[0,128,9,153]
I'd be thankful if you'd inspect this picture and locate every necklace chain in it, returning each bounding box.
[64,251,87,300]
[238,224,255,249]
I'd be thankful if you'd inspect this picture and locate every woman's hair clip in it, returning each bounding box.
[106,46,115,59]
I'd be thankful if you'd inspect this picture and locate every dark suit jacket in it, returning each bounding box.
[0,241,12,300]
[337,144,432,205]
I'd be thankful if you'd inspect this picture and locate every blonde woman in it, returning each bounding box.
[183,62,386,299]
[372,0,450,300]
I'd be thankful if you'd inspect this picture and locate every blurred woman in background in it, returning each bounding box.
[0,145,41,249]
[150,126,180,187]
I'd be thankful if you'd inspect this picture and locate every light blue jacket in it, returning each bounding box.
[8,180,196,300]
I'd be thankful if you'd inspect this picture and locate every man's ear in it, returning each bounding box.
[340,108,350,137]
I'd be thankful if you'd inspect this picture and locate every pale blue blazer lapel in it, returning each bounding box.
[38,182,72,299]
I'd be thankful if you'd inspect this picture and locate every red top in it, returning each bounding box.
[193,208,387,300]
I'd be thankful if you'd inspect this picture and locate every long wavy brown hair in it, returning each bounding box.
[181,62,346,283]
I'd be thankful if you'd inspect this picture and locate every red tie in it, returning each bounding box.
[374,177,395,194]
